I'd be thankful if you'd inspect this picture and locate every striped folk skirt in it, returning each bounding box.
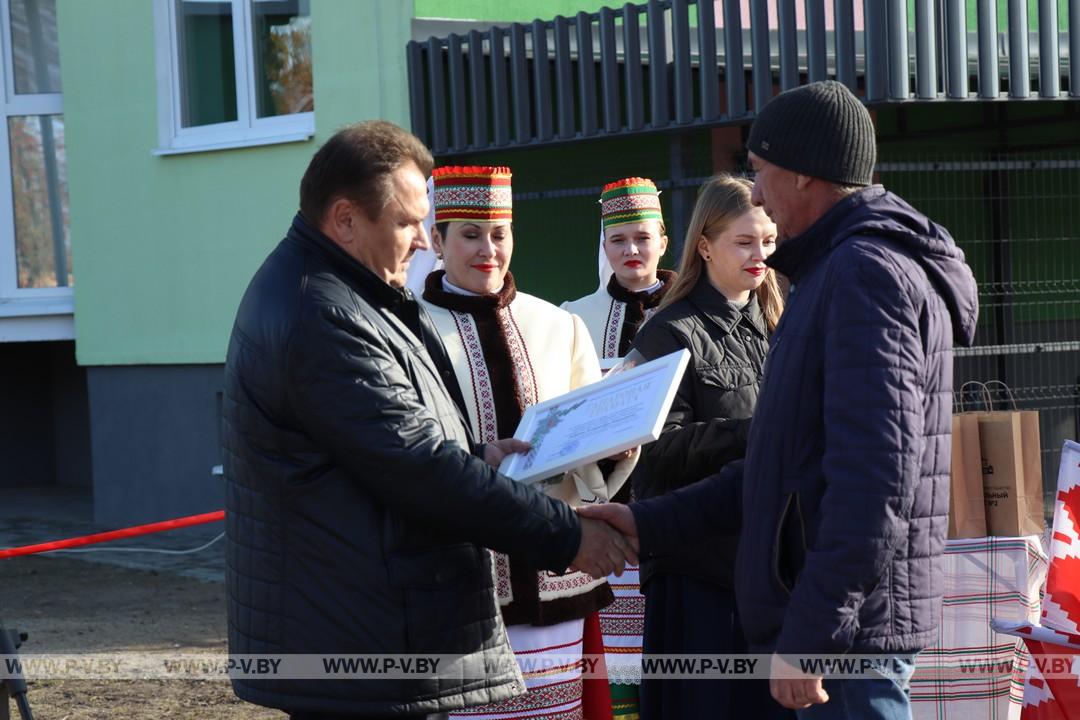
[450,618,586,720]
[599,565,645,719]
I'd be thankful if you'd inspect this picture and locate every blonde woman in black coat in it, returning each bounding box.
[629,175,787,719]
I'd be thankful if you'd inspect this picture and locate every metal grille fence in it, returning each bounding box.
[880,155,1080,514]
[516,153,1080,516]
[409,0,1078,155]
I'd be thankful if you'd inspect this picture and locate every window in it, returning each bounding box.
[0,0,72,307]
[153,0,313,154]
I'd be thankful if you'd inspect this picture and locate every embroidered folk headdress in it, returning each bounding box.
[431,165,513,223]
[597,176,664,286]
[600,176,662,230]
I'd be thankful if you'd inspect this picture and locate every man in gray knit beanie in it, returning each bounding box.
[747,80,877,242]
[580,79,979,720]
[743,81,978,717]
[749,80,877,188]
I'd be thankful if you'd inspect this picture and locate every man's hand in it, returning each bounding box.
[769,653,829,709]
[576,503,638,552]
[482,438,531,468]
[569,516,638,579]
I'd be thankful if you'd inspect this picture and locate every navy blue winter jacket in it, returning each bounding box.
[633,186,978,655]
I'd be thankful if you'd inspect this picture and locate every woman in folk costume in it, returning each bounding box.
[561,177,674,720]
[562,177,676,364]
[419,165,638,720]
[629,175,787,719]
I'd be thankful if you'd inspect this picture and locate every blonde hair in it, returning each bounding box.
[661,175,784,332]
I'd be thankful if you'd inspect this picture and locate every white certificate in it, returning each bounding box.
[498,349,690,484]
[598,357,622,373]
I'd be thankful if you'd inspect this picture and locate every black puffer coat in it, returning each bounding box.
[630,275,765,587]
[223,214,581,716]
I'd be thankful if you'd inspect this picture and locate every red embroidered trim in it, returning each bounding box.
[501,306,539,408]
[450,310,498,444]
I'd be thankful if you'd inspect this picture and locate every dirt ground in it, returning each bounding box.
[2,554,285,719]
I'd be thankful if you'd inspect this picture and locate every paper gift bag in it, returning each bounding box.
[977,411,1045,537]
[949,413,987,538]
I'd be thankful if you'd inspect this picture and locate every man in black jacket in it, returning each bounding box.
[581,82,978,719]
[223,121,635,720]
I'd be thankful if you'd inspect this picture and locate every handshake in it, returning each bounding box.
[482,438,643,580]
[486,436,643,582]
[569,504,639,579]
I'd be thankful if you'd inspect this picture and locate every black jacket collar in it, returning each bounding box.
[287,214,476,437]
[687,274,767,338]
[287,212,412,308]
[766,186,885,283]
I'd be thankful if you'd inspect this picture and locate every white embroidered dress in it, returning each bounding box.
[420,279,635,719]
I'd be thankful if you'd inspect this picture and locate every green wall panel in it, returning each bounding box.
[58,0,412,365]
[415,0,610,22]
[430,0,1070,29]
[904,0,1071,31]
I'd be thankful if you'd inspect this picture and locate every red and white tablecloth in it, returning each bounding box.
[912,535,1048,720]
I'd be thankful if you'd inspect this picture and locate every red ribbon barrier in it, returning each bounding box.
[0,510,225,559]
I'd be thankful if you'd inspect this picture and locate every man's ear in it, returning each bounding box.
[322,197,357,244]
[794,173,814,191]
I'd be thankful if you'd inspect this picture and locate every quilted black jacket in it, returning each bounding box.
[222,214,581,716]
[632,187,978,655]
[629,276,763,588]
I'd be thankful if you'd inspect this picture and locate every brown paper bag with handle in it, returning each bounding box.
[975,381,1044,537]
[948,413,987,538]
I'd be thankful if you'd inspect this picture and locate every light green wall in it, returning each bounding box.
[62,0,1073,365]
[314,1,412,139]
[59,0,413,365]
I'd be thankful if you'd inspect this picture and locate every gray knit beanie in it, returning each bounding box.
[747,81,876,186]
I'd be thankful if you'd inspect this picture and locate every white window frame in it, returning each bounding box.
[0,0,72,321]
[152,0,313,155]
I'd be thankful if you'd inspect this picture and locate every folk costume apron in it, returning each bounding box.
[422,271,618,720]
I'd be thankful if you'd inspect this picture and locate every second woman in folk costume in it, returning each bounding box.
[562,177,676,364]
[561,176,674,720]
[419,165,638,720]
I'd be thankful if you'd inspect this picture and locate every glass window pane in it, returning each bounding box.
[9,0,62,94]
[253,0,312,118]
[10,115,70,289]
[177,0,238,127]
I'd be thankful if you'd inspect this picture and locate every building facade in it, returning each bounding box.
[2,0,1076,525]
[5,0,565,523]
